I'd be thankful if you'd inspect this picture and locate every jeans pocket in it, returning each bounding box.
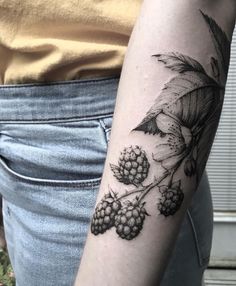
[0,119,108,185]
[0,119,109,219]
[99,115,113,145]
[0,170,100,286]
[0,119,105,285]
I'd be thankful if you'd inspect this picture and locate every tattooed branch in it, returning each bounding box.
[90,10,229,240]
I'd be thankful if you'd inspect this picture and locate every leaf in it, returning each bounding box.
[200,10,230,78]
[152,52,206,74]
[196,93,223,183]
[110,164,123,183]
[133,71,220,134]
[134,116,161,135]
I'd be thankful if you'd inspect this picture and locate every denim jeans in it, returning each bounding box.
[0,77,213,286]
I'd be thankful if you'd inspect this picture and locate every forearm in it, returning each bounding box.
[75,1,235,285]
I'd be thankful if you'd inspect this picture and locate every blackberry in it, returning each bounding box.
[158,181,184,217]
[115,199,148,240]
[110,146,150,186]
[91,192,122,235]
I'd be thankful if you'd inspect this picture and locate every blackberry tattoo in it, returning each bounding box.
[110,146,150,186]
[115,199,149,240]
[158,181,184,217]
[91,11,229,240]
[91,191,121,235]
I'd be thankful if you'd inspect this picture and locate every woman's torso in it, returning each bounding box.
[0,0,142,84]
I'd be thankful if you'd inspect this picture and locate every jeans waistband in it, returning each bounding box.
[0,76,120,123]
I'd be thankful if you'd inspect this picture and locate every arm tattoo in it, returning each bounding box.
[90,10,230,240]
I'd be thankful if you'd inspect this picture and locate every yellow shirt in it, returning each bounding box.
[0,0,142,84]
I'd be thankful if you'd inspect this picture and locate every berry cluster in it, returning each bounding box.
[91,193,148,240]
[115,200,148,240]
[111,146,150,186]
[91,145,185,241]
[91,192,121,235]
[157,181,184,217]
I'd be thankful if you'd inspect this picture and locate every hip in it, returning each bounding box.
[0,76,213,285]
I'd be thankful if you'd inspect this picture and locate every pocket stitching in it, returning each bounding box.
[99,118,112,145]
[0,156,101,188]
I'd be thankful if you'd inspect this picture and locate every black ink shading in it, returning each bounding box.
[91,190,122,235]
[110,146,150,186]
[91,11,230,240]
[115,199,149,240]
[133,11,230,183]
[200,10,230,81]
[158,181,184,217]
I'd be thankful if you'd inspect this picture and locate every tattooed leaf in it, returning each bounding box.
[110,164,124,183]
[195,94,223,182]
[200,10,230,78]
[133,71,221,135]
[152,52,206,74]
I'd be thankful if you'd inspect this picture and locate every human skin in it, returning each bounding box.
[75,1,236,285]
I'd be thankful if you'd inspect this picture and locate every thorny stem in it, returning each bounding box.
[118,185,148,200]
[137,171,170,203]
[117,145,190,203]
[167,169,176,188]
[117,171,170,202]
[166,160,183,188]
[137,155,187,203]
